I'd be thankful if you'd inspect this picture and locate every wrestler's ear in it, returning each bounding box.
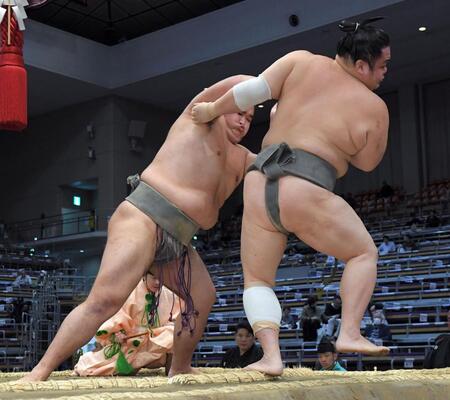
[355,59,369,75]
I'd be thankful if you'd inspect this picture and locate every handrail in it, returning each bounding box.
[6,210,100,242]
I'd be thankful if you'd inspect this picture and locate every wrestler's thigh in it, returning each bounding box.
[88,201,158,307]
[241,172,287,286]
[151,248,215,304]
[280,178,375,261]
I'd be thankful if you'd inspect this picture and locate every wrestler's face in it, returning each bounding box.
[224,109,254,144]
[318,352,337,369]
[357,47,391,90]
[235,328,255,353]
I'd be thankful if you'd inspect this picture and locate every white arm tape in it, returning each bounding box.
[243,285,281,327]
[232,75,272,111]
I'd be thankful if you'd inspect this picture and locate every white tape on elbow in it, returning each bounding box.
[243,285,281,328]
[232,75,272,111]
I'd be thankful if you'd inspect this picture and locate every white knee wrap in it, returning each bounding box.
[232,75,272,111]
[243,285,281,333]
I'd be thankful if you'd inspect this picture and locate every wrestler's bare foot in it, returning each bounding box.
[168,366,200,378]
[17,367,50,382]
[336,334,390,356]
[244,356,283,376]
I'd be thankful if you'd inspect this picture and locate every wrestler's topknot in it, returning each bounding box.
[337,16,390,69]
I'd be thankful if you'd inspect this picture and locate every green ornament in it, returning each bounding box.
[116,350,135,375]
[103,342,121,359]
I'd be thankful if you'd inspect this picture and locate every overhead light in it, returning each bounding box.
[34,237,38,241]
[80,250,85,253]
[418,26,427,32]
[258,104,264,108]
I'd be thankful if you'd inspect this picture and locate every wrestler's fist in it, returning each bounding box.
[191,102,216,123]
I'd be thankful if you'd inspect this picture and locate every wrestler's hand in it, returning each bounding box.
[191,102,217,123]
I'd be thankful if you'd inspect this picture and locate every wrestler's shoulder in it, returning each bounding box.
[235,143,249,151]
[281,51,327,71]
[234,143,253,157]
[170,112,203,132]
[283,50,315,61]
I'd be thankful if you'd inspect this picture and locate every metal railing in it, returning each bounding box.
[5,210,100,243]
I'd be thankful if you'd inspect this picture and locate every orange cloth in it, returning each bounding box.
[74,280,181,376]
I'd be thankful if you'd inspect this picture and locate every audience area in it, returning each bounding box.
[0,245,81,372]
[193,181,450,371]
[0,181,449,372]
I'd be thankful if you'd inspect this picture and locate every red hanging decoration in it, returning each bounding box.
[0,5,27,132]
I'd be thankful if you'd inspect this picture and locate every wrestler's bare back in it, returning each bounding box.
[141,113,249,229]
[264,52,389,177]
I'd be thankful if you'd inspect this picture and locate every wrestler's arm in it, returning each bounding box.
[244,150,257,171]
[350,100,389,172]
[233,145,256,184]
[192,51,307,123]
[181,75,255,115]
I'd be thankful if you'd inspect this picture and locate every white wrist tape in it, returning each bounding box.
[243,285,281,329]
[232,75,272,111]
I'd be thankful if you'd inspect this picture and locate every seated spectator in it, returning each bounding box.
[12,269,32,288]
[36,270,48,286]
[11,297,24,323]
[424,334,450,369]
[221,320,263,368]
[316,337,346,371]
[440,187,450,212]
[325,255,336,266]
[321,295,342,338]
[405,212,422,231]
[322,295,342,321]
[365,302,391,344]
[426,210,441,228]
[300,295,323,341]
[397,235,417,253]
[378,235,396,256]
[368,302,388,325]
[75,273,182,376]
[281,306,296,329]
[378,180,394,199]
[423,310,450,368]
